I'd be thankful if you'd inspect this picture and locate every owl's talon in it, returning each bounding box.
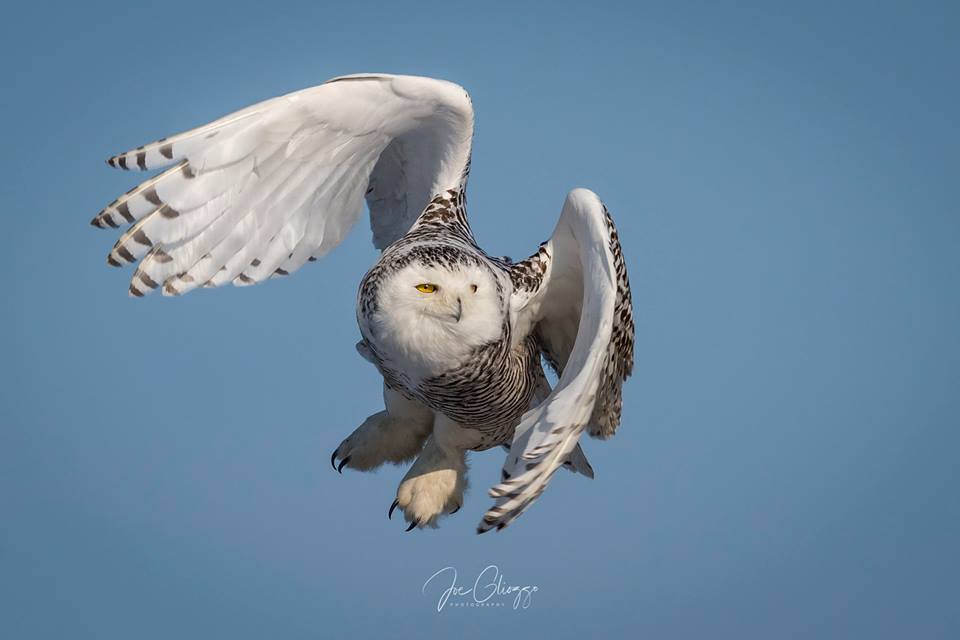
[332,405,433,474]
[449,504,461,514]
[337,456,351,473]
[330,449,339,471]
[389,499,400,520]
[405,519,419,532]
[392,421,470,529]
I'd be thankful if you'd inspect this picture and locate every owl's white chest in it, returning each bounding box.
[363,306,493,384]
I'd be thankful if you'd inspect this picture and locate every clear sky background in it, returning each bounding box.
[1,1,957,638]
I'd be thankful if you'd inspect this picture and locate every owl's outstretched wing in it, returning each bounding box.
[480,188,635,533]
[90,74,473,296]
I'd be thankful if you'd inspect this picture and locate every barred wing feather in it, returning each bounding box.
[91,74,474,296]
[480,189,635,532]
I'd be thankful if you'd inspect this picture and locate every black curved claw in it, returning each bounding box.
[337,456,351,474]
[449,504,461,514]
[405,519,419,532]
[388,499,399,520]
[330,449,338,471]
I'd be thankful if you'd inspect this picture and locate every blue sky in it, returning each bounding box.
[1,1,958,638]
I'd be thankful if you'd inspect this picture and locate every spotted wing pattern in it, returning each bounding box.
[480,188,635,532]
[90,74,474,297]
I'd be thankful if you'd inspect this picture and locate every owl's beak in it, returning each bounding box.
[452,297,462,323]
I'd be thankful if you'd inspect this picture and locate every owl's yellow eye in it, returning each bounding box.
[415,283,438,294]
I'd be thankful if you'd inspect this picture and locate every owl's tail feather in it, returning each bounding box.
[563,442,594,478]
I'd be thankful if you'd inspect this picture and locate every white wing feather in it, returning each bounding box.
[480,189,634,532]
[91,74,474,296]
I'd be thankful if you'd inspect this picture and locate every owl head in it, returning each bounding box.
[362,256,506,379]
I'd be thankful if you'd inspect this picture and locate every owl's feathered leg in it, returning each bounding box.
[392,414,482,530]
[331,384,433,473]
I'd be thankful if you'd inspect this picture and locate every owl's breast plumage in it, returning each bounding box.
[355,234,546,449]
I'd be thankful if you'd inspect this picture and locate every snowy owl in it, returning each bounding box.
[90,74,634,532]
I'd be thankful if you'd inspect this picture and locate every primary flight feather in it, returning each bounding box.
[91,73,635,532]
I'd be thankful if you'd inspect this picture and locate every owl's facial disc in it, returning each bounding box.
[370,261,503,376]
[403,264,488,324]
[412,281,467,322]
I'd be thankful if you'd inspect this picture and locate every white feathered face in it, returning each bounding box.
[370,261,504,376]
